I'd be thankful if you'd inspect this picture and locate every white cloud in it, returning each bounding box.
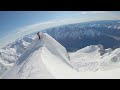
[0,13,120,49]
[90,11,109,14]
[81,12,88,14]
[16,18,89,35]
[0,19,80,48]
[78,11,109,15]
[17,20,56,34]
[15,14,120,37]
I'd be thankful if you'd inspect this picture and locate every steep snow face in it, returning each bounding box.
[0,34,36,76]
[2,46,55,79]
[41,33,73,68]
[1,33,74,79]
[2,42,120,79]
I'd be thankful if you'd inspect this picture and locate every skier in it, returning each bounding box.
[37,32,41,40]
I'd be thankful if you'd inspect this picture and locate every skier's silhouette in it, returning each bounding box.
[37,32,41,40]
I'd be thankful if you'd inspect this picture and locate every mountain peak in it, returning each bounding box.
[1,33,74,79]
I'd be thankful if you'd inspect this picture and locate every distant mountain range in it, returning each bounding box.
[43,20,120,52]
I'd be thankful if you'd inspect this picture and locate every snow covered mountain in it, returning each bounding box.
[1,33,75,79]
[0,34,36,76]
[69,45,116,71]
[43,20,120,52]
[1,20,120,78]
[2,33,120,79]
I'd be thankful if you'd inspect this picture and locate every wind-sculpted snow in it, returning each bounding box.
[0,34,36,76]
[1,33,74,79]
[2,43,120,79]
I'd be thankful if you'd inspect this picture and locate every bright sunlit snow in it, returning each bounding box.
[1,11,120,79]
[1,33,120,79]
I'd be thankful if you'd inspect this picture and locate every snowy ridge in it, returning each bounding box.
[69,45,120,72]
[0,34,36,76]
[1,33,75,79]
[1,20,120,78]
[41,33,74,69]
[2,34,120,78]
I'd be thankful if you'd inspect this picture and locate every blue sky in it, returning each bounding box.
[0,11,120,48]
[0,11,86,37]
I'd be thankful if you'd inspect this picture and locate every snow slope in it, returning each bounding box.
[0,34,36,76]
[2,33,120,79]
[1,20,120,79]
[1,20,120,77]
[1,33,75,79]
[43,20,120,52]
[69,45,120,72]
